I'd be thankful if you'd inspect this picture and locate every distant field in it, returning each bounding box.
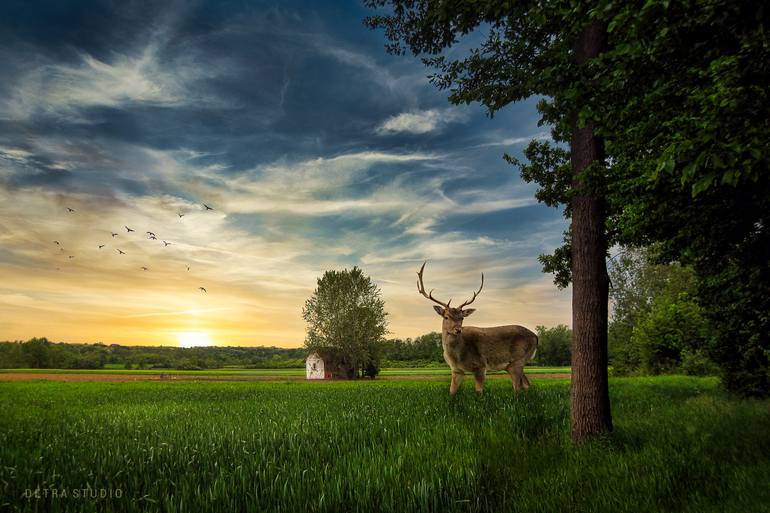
[0,366,571,379]
[1,376,768,512]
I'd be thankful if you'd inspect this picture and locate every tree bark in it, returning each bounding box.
[570,21,612,443]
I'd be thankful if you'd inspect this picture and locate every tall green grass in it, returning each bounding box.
[0,377,767,512]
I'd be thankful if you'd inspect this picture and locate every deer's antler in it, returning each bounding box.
[416,261,451,309]
[458,272,484,309]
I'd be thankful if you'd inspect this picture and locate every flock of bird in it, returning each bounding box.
[54,204,215,294]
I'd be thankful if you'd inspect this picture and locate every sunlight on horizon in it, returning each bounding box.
[177,331,213,348]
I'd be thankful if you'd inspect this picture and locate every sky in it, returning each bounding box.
[0,0,570,348]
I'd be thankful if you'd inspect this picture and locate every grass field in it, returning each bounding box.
[1,376,768,512]
[0,366,571,377]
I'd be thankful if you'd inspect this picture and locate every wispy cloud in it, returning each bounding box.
[376,108,468,135]
[0,147,34,164]
[154,149,538,235]
[318,43,427,97]
[476,132,552,148]
[0,22,218,121]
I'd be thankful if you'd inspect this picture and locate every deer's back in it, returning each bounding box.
[457,325,537,371]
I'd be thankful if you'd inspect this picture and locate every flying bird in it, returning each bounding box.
[186,265,190,271]
[148,234,157,240]
[198,287,207,293]
[203,204,214,211]
[98,244,105,249]
[162,241,171,247]
[177,213,185,218]
[111,232,118,237]
[67,207,75,213]
[141,267,149,271]
[53,241,60,245]
[68,255,75,259]
[146,231,156,237]
[116,249,125,255]
[125,226,134,233]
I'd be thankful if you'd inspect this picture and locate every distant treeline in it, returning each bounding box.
[0,338,307,370]
[0,331,574,371]
[380,330,570,367]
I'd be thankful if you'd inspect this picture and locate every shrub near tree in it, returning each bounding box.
[302,266,388,378]
[632,294,712,375]
[608,248,716,376]
[534,325,572,366]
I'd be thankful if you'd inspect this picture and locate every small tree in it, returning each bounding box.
[303,267,388,378]
[21,337,51,369]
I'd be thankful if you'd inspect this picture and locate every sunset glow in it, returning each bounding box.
[177,332,213,348]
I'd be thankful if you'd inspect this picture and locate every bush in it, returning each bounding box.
[176,360,202,371]
[631,293,711,375]
[534,325,571,366]
[680,349,719,376]
[70,356,102,369]
[362,361,380,379]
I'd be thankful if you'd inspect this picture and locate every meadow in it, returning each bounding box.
[0,366,570,377]
[1,376,768,512]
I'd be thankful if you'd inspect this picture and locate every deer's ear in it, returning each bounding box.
[462,309,476,317]
[433,305,445,316]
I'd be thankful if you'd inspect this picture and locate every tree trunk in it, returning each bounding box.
[570,21,612,443]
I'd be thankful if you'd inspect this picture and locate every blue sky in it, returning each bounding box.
[0,0,570,346]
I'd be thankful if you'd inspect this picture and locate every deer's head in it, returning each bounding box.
[416,261,483,336]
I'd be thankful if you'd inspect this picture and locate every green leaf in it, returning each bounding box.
[691,174,714,197]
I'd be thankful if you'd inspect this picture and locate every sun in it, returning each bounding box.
[177,331,212,348]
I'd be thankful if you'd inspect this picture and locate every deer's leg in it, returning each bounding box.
[450,371,465,395]
[507,363,524,392]
[521,373,531,390]
[473,369,486,394]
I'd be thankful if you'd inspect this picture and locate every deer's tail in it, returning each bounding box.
[529,335,538,362]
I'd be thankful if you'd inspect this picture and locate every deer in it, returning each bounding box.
[417,261,538,395]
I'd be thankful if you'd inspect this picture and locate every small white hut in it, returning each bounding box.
[306,352,325,380]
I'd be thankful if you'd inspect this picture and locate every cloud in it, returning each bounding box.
[376,108,468,135]
[161,149,538,235]
[0,146,34,163]
[476,132,552,147]
[181,150,439,218]
[317,43,427,96]
[51,50,181,107]
[0,23,218,121]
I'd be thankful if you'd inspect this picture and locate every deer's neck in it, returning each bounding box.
[442,331,464,349]
[441,331,465,370]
